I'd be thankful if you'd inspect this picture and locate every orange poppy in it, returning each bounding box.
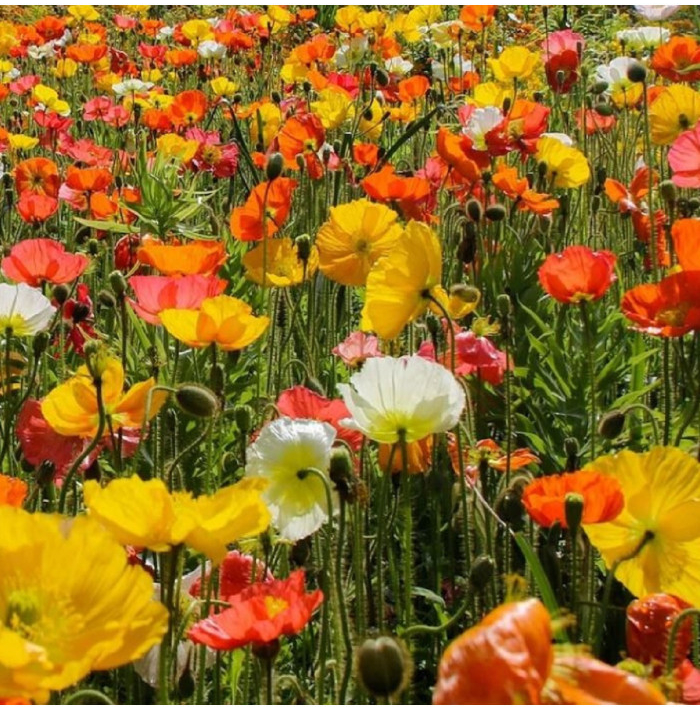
[621,271,700,337]
[378,436,433,475]
[277,113,326,176]
[436,127,481,184]
[492,165,559,214]
[293,34,335,65]
[353,142,379,168]
[142,108,173,132]
[137,240,227,277]
[169,90,208,127]
[447,71,481,94]
[522,470,624,529]
[397,76,430,104]
[65,43,108,64]
[164,48,198,67]
[34,16,66,42]
[651,36,700,83]
[538,246,617,304]
[17,193,58,224]
[0,473,27,508]
[230,178,297,242]
[14,157,59,197]
[65,166,113,194]
[362,165,431,204]
[141,19,166,38]
[459,5,497,32]
[448,435,539,481]
[671,218,700,270]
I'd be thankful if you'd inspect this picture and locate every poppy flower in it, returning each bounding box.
[454,327,510,385]
[536,137,590,189]
[136,240,227,277]
[128,274,226,325]
[14,157,59,197]
[522,470,624,529]
[189,550,273,600]
[651,36,700,83]
[543,30,584,94]
[671,219,700,271]
[489,46,539,82]
[230,178,297,242]
[583,447,700,607]
[575,109,616,135]
[332,331,382,368]
[492,165,559,215]
[242,238,319,288]
[538,246,617,304]
[0,283,55,337]
[626,593,693,671]
[621,271,700,337]
[459,5,496,32]
[2,239,88,287]
[188,570,323,651]
[16,193,58,224]
[41,357,167,439]
[0,474,27,508]
[378,435,433,475]
[168,89,208,127]
[160,295,269,351]
[361,165,432,220]
[59,283,97,355]
[277,113,326,177]
[669,122,700,188]
[436,127,481,184]
[448,436,539,481]
[649,85,700,146]
[277,385,362,451]
[316,199,402,287]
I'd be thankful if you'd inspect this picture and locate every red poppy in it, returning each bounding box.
[189,550,274,600]
[16,193,58,224]
[276,385,362,451]
[538,246,617,304]
[34,16,66,42]
[14,157,60,197]
[169,89,208,127]
[230,178,297,242]
[522,470,625,529]
[2,239,88,287]
[626,593,693,671]
[353,142,379,168]
[651,36,700,83]
[542,30,584,94]
[188,569,323,651]
[621,271,700,337]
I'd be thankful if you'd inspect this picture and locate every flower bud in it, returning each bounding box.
[329,447,356,503]
[109,270,127,298]
[466,198,483,223]
[497,293,512,318]
[659,180,677,206]
[457,232,476,265]
[598,409,626,440]
[593,101,615,117]
[627,61,647,83]
[356,636,411,699]
[295,234,312,263]
[375,69,390,87]
[33,331,50,358]
[484,203,506,222]
[450,283,480,306]
[271,90,282,104]
[564,437,579,472]
[88,238,100,255]
[234,404,253,434]
[98,289,117,309]
[175,384,219,418]
[52,284,70,305]
[469,554,495,593]
[564,492,584,536]
[591,80,609,95]
[266,152,284,181]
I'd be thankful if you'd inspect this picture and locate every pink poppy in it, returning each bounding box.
[2,238,89,286]
[128,274,227,325]
[669,124,700,188]
[332,331,382,368]
[83,96,115,122]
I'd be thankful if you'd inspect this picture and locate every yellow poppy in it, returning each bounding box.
[316,199,402,287]
[160,295,269,351]
[242,238,318,288]
[53,58,77,79]
[536,137,591,189]
[83,475,270,564]
[0,507,167,702]
[249,103,282,150]
[489,47,539,83]
[180,19,214,45]
[41,357,167,439]
[583,447,700,606]
[470,82,515,109]
[156,133,199,163]
[210,76,238,98]
[310,87,354,130]
[361,220,444,340]
[358,99,385,142]
[649,84,700,145]
[67,4,100,21]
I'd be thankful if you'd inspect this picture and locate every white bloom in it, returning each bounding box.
[197,40,226,60]
[419,20,465,49]
[0,283,55,336]
[245,417,337,542]
[616,26,670,50]
[338,356,465,444]
[112,79,154,96]
[432,54,474,82]
[28,42,56,60]
[634,5,681,20]
[157,26,174,40]
[334,37,368,70]
[385,56,413,76]
[595,56,640,95]
[463,106,504,151]
[541,132,574,147]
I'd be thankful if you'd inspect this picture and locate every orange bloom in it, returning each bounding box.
[17,193,58,224]
[164,48,198,67]
[436,127,481,184]
[398,75,430,103]
[353,142,379,168]
[362,165,431,204]
[169,90,208,127]
[0,473,27,508]
[277,113,326,176]
[137,240,227,277]
[448,436,539,480]
[651,36,700,83]
[378,436,433,475]
[622,272,700,337]
[2,239,89,287]
[459,5,497,32]
[14,157,59,197]
[492,165,559,214]
[671,218,700,270]
[65,43,108,64]
[230,178,296,242]
[65,166,113,194]
[538,246,617,304]
[522,470,625,529]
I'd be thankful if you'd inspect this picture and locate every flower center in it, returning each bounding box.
[264,595,289,619]
[658,302,690,327]
[5,589,42,638]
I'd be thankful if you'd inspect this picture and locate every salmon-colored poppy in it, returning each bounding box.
[136,240,227,277]
[651,36,700,83]
[621,271,700,337]
[2,239,88,287]
[361,165,433,222]
[576,109,616,135]
[522,470,625,529]
[169,90,208,127]
[14,157,59,197]
[669,122,700,189]
[0,473,27,508]
[230,178,296,242]
[538,246,617,304]
[17,193,58,224]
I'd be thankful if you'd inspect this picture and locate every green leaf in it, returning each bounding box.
[74,217,136,234]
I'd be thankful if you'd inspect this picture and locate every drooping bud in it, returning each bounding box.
[52,284,70,305]
[598,409,626,440]
[109,270,127,298]
[175,384,219,418]
[329,447,356,503]
[627,61,647,83]
[484,203,506,222]
[659,180,677,206]
[266,152,284,181]
[466,198,483,223]
[469,554,495,593]
[234,404,254,434]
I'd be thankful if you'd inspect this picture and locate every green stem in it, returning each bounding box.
[336,499,354,703]
[580,301,597,460]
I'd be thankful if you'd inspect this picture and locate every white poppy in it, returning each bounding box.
[197,40,226,60]
[595,56,641,95]
[0,283,55,336]
[616,26,670,51]
[634,5,681,21]
[463,106,504,151]
[385,56,414,76]
[112,79,154,96]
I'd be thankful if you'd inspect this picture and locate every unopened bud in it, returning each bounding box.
[497,293,512,318]
[33,331,50,358]
[109,270,127,298]
[660,180,677,206]
[565,492,584,535]
[52,284,70,305]
[484,203,506,222]
[356,636,411,699]
[466,198,483,223]
[295,234,312,263]
[598,409,626,440]
[627,61,646,83]
[234,404,253,434]
[175,384,218,418]
[266,152,284,181]
[591,80,609,95]
[594,102,614,117]
[98,289,116,309]
[329,447,356,503]
[469,554,495,593]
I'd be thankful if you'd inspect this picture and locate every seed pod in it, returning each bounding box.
[356,636,411,699]
[598,409,626,440]
[175,384,219,418]
[266,152,284,181]
[469,554,495,593]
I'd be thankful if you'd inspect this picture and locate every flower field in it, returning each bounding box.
[4,3,700,705]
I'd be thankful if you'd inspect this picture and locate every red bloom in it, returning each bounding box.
[277,385,363,451]
[542,30,584,94]
[2,239,88,286]
[189,550,273,600]
[538,246,617,304]
[188,569,323,650]
[59,283,97,355]
[16,193,58,224]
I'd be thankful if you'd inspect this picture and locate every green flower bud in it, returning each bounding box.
[484,203,507,222]
[98,289,117,309]
[598,409,626,440]
[175,384,219,418]
[109,270,127,298]
[565,492,584,536]
[234,404,254,434]
[466,198,483,223]
[52,284,70,305]
[356,636,412,699]
[469,554,495,593]
[266,152,284,181]
[627,61,647,83]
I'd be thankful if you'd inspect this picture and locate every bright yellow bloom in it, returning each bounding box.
[180,19,214,45]
[335,6,365,34]
[310,87,353,130]
[210,76,238,98]
[0,23,18,55]
[141,68,162,84]
[280,60,309,84]
[469,82,515,109]
[160,295,270,351]
[267,5,293,28]
[31,85,70,116]
[385,12,420,42]
[584,447,700,606]
[83,475,270,564]
[358,99,385,141]
[53,58,77,79]
[536,137,591,189]
[316,199,402,287]
[0,508,167,702]
[250,103,282,150]
[360,10,388,32]
[124,5,150,14]
[649,84,700,145]
[489,47,539,82]
[67,5,100,21]
[7,135,38,151]
[156,133,199,163]
[41,357,168,438]
[361,220,444,340]
[407,5,443,27]
[243,238,319,288]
